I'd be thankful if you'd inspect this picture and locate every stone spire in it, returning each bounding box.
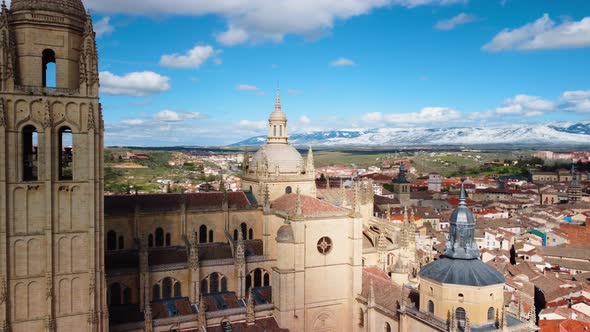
[444,180,479,260]
[295,187,303,217]
[246,290,255,325]
[409,209,417,249]
[267,88,288,144]
[306,146,315,174]
[189,233,199,270]
[236,230,245,265]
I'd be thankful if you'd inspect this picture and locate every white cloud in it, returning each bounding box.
[363,107,461,125]
[239,120,267,130]
[160,45,221,69]
[560,90,590,112]
[120,119,145,126]
[100,71,171,96]
[331,58,355,67]
[94,16,114,37]
[435,13,475,30]
[483,14,590,52]
[154,110,207,122]
[300,116,311,124]
[494,94,556,116]
[80,0,465,46]
[236,84,263,95]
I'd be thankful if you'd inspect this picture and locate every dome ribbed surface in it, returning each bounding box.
[419,257,505,287]
[11,0,86,19]
[251,144,304,174]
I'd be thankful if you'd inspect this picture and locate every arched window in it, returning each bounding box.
[254,268,262,287]
[209,230,214,243]
[58,127,73,180]
[201,273,227,294]
[385,322,391,332]
[106,231,117,251]
[279,125,283,136]
[42,49,56,88]
[148,234,154,248]
[155,228,164,247]
[221,277,227,292]
[263,273,269,286]
[285,186,292,194]
[162,277,172,299]
[456,307,466,329]
[152,284,160,301]
[210,273,219,293]
[240,223,248,240]
[428,300,434,314]
[174,282,181,298]
[165,233,171,246]
[488,307,495,321]
[249,228,253,240]
[22,125,39,181]
[109,283,121,306]
[123,287,131,305]
[233,229,238,241]
[199,225,207,243]
[247,268,270,291]
[118,236,124,250]
[273,125,277,136]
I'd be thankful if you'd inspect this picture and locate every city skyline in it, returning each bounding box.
[35,0,590,146]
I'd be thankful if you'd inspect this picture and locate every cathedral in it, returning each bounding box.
[0,1,536,331]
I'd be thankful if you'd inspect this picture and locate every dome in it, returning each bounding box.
[419,257,505,287]
[11,0,87,19]
[270,110,287,122]
[276,223,294,243]
[450,205,475,225]
[250,144,304,174]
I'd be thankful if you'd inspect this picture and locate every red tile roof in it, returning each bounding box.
[272,194,346,217]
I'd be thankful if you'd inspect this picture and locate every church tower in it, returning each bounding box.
[0,0,106,331]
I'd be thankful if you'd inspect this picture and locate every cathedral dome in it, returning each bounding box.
[250,144,304,174]
[269,109,287,122]
[10,0,87,20]
[419,257,505,287]
[276,223,294,243]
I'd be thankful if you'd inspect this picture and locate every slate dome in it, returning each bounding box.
[11,0,86,19]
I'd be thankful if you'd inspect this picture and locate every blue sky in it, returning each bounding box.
[63,0,590,146]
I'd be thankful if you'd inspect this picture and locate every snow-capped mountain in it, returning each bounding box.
[232,122,590,147]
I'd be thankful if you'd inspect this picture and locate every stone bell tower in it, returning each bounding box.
[0,0,106,331]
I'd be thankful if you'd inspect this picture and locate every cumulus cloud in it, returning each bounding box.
[120,119,145,126]
[363,107,462,125]
[160,45,221,69]
[239,120,267,130]
[493,94,556,116]
[435,13,476,30]
[154,110,207,122]
[331,58,355,67]
[560,90,590,112]
[300,116,311,124]
[483,14,590,52]
[80,0,466,46]
[100,71,171,96]
[94,17,114,37]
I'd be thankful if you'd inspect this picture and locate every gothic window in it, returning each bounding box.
[233,229,238,241]
[240,223,247,240]
[174,282,181,298]
[106,231,117,251]
[22,126,39,181]
[42,49,56,88]
[488,307,495,321]
[249,228,253,240]
[58,127,73,180]
[317,237,333,255]
[385,322,391,332]
[209,230,214,243]
[199,225,207,243]
[263,273,269,286]
[210,273,219,293]
[246,275,251,291]
[201,273,227,294]
[152,284,160,301]
[456,307,466,329]
[428,300,434,314]
[285,186,292,194]
[221,277,227,292]
[162,277,172,299]
[155,228,164,247]
[246,269,270,291]
[123,287,131,305]
[118,236,124,250]
[254,268,262,287]
[165,233,171,246]
[109,283,121,306]
[148,234,154,248]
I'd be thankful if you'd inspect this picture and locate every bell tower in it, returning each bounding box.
[0,0,106,331]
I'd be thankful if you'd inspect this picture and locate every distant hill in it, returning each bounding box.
[232,122,590,147]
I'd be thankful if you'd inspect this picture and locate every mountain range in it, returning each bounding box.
[232,122,590,147]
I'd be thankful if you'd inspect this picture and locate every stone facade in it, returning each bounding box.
[0,1,107,331]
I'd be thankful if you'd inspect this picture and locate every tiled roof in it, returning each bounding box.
[152,297,195,319]
[360,267,402,315]
[149,246,187,266]
[105,250,139,272]
[272,193,347,217]
[206,317,288,332]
